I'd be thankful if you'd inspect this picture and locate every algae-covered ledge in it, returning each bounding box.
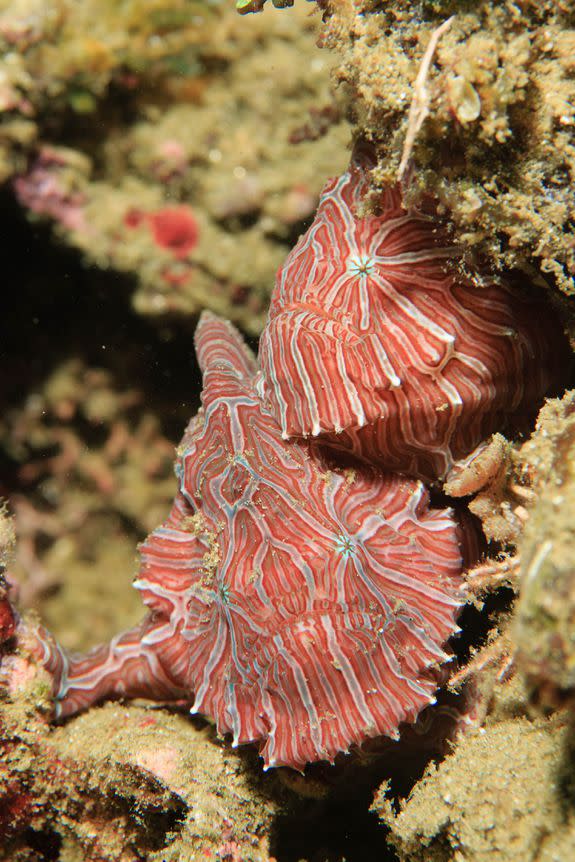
[323,0,575,297]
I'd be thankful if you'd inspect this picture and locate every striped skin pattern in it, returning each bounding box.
[38,313,467,770]
[258,164,567,480]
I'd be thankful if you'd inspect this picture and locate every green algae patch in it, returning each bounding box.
[375,678,575,862]
[516,391,575,699]
[1,671,282,861]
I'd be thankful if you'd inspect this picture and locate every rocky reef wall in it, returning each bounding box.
[1,2,575,861]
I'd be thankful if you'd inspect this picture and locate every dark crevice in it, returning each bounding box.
[270,770,397,862]
[36,84,141,160]
[23,828,62,861]
[0,185,201,444]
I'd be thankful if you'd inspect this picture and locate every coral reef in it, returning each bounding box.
[0,354,177,649]
[8,1,349,332]
[0,0,221,182]
[0,506,16,644]
[1,0,575,859]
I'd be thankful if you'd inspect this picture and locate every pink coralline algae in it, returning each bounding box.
[0,590,15,645]
[13,147,88,234]
[258,161,568,480]
[148,206,199,259]
[124,205,199,259]
[34,314,467,770]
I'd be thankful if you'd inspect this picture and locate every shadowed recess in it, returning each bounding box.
[0,187,203,462]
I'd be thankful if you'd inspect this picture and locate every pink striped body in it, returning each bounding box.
[258,167,567,480]
[41,314,466,770]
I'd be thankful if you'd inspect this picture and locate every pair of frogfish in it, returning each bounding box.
[22,155,569,770]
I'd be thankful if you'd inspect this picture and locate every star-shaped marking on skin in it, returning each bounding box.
[258,155,568,480]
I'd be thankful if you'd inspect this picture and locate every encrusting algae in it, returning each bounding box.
[322,0,575,298]
[374,676,575,862]
[515,391,575,703]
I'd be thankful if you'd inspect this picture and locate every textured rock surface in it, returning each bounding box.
[0,651,280,861]
[374,676,575,862]
[2,0,575,859]
[322,0,575,297]
[515,391,575,699]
